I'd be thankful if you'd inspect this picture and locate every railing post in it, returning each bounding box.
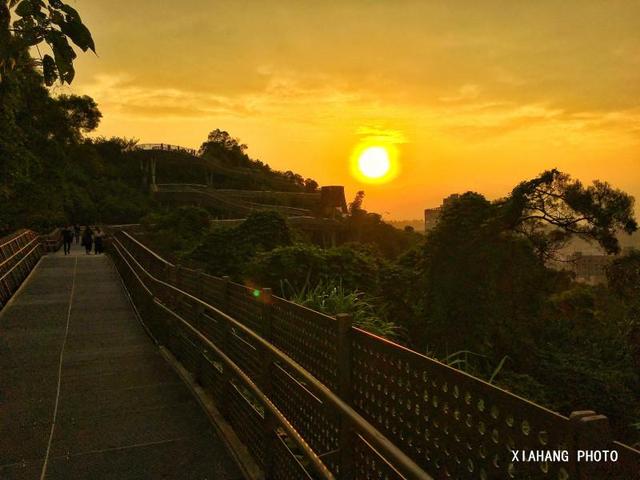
[336,313,354,479]
[219,276,232,418]
[173,264,182,307]
[570,410,613,479]
[262,287,272,341]
[261,287,275,477]
[194,269,206,385]
[222,276,230,310]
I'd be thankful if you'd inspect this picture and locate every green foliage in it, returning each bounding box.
[56,94,102,135]
[404,192,557,359]
[532,348,639,438]
[0,1,146,236]
[3,0,95,85]
[384,186,640,444]
[186,211,292,278]
[142,206,210,254]
[247,242,385,295]
[284,279,400,339]
[607,249,640,301]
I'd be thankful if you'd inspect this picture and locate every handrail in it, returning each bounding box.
[0,229,44,310]
[0,242,41,283]
[0,236,40,271]
[156,299,335,480]
[112,230,640,479]
[111,237,335,480]
[134,143,197,155]
[112,231,433,480]
[0,229,30,249]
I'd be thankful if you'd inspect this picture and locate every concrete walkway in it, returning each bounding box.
[0,247,243,479]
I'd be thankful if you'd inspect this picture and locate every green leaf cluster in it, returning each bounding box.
[3,0,95,85]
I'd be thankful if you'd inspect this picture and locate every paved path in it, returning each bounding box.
[0,248,243,480]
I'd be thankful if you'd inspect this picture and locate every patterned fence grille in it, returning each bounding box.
[111,230,640,480]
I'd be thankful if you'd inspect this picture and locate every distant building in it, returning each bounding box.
[568,252,612,284]
[424,194,460,233]
[563,247,636,285]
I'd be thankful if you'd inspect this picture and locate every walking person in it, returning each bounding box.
[62,225,73,255]
[81,226,93,255]
[74,224,81,244]
[94,227,104,255]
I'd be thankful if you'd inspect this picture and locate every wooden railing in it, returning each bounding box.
[111,230,640,479]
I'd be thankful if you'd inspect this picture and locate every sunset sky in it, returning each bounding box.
[62,0,640,219]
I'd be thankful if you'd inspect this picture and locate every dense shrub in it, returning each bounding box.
[186,211,292,278]
[246,242,385,295]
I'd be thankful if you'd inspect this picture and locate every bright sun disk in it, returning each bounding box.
[358,146,390,179]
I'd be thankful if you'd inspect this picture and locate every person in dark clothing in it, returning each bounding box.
[73,224,81,244]
[94,227,104,254]
[81,226,93,254]
[62,226,74,255]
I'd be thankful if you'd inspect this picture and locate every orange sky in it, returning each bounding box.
[60,1,640,219]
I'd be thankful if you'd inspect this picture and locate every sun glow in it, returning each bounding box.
[351,140,400,184]
[358,147,390,179]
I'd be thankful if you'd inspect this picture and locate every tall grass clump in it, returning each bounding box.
[282,278,400,339]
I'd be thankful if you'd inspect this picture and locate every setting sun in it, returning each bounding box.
[358,146,390,179]
[351,139,400,184]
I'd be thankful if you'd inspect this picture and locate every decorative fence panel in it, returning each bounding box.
[351,328,577,479]
[270,296,339,391]
[110,230,640,480]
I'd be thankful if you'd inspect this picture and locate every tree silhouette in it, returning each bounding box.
[499,169,637,258]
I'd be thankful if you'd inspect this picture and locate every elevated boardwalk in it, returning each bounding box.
[2,228,639,479]
[0,248,242,479]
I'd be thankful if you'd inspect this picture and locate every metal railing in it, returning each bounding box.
[0,230,44,309]
[111,230,640,479]
[154,184,315,217]
[134,143,197,156]
[111,230,433,480]
[41,228,63,252]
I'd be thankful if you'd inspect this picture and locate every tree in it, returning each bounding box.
[607,249,640,301]
[1,0,96,85]
[56,94,101,134]
[499,169,637,259]
[199,128,248,164]
[304,178,318,192]
[348,190,365,215]
[406,192,559,358]
[187,211,292,278]
[607,250,640,368]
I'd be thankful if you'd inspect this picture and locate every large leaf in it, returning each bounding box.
[60,18,95,52]
[47,32,76,83]
[12,17,42,46]
[49,9,65,26]
[59,3,80,21]
[14,0,38,17]
[42,53,57,86]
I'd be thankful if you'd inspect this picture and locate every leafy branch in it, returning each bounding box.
[1,0,95,85]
